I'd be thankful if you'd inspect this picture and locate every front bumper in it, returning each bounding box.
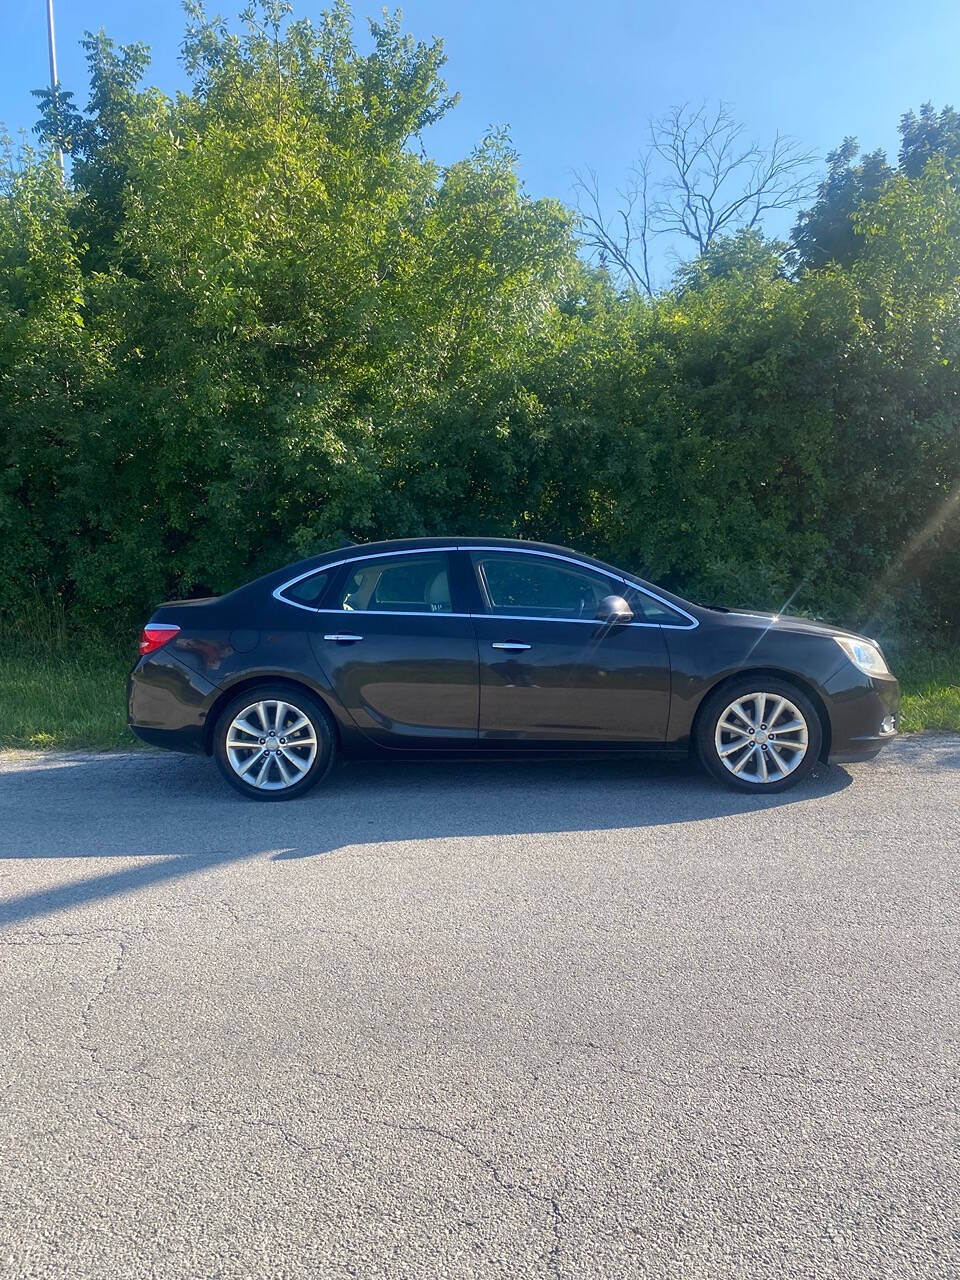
[823,666,900,764]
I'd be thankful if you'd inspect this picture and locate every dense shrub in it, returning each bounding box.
[1,3,958,646]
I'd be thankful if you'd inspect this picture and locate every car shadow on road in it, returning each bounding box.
[0,750,857,929]
[269,754,856,858]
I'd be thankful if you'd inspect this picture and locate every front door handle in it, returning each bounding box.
[324,633,363,643]
[491,642,532,651]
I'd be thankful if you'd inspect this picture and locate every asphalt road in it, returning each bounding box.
[0,737,957,1280]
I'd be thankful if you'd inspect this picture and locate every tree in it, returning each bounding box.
[790,139,892,269]
[3,3,960,640]
[899,102,960,178]
[33,32,154,271]
[1,1,578,622]
[573,156,655,295]
[791,102,960,270]
[575,102,816,293]
[673,227,787,293]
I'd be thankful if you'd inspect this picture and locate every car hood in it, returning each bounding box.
[707,607,870,643]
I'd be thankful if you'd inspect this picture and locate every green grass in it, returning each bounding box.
[894,645,960,732]
[0,634,957,752]
[0,650,137,751]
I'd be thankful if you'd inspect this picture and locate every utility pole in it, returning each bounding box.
[45,0,65,176]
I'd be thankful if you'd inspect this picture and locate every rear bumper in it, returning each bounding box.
[129,723,207,754]
[127,649,216,754]
[824,667,900,764]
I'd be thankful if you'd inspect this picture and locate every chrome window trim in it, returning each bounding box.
[272,547,459,614]
[304,609,657,627]
[465,545,700,630]
[275,595,331,615]
[313,609,471,618]
[272,543,699,629]
[478,613,663,629]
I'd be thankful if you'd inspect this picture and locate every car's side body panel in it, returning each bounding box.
[471,615,671,745]
[129,536,901,770]
[127,648,217,751]
[661,614,899,761]
[662,618,833,743]
[822,665,900,762]
[129,610,369,755]
[307,613,480,747]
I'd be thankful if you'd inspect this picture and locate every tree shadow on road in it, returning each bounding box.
[0,750,858,928]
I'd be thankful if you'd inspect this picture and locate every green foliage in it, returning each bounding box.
[899,103,960,178]
[791,139,893,269]
[1,3,959,651]
[792,101,960,271]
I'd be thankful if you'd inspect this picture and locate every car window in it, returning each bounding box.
[337,555,452,614]
[625,588,690,626]
[471,553,622,619]
[282,571,330,607]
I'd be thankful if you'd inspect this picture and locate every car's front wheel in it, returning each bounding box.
[696,677,822,792]
[213,685,335,801]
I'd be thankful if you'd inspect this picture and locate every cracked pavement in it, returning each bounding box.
[0,736,958,1279]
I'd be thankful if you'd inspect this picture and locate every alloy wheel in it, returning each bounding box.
[225,698,318,791]
[714,691,809,785]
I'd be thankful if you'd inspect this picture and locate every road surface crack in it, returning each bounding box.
[79,937,129,1067]
[376,1119,565,1278]
[0,926,128,946]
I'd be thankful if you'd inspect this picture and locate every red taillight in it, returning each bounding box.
[139,624,180,656]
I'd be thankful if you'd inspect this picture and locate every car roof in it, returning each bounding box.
[234,535,614,598]
[322,535,587,556]
[275,535,620,578]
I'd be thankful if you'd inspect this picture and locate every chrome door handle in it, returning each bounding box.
[491,642,531,651]
[323,633,363,642]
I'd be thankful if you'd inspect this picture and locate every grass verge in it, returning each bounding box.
[0,650,136,751]
[0,639,957,752]
[894,646,960,732]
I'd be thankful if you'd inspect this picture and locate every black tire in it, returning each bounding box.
[695,676,823,793]
[213,684,336,801]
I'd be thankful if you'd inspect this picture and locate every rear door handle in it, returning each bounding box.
[324,633,363,643]
[491,642,531,651]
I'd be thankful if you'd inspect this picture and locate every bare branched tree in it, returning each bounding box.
[575,102,818,292]
[575,157,655,296]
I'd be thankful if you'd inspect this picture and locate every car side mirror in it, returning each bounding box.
[596,594,634,623]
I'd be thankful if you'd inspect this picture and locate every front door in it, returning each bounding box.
[465,549,671,744]
[307,549,479,747]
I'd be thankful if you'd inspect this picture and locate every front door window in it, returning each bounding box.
[472,552,621,620]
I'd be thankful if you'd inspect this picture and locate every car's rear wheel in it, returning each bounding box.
[696,678,822,793]
[213,686,335,801]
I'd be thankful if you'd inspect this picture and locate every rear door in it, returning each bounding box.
[304,549,479,747]
[466,548,672,745]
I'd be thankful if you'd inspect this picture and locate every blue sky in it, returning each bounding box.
[3,0,960,273]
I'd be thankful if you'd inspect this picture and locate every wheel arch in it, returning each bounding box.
[689,667,832,761]
[202,675,343,756]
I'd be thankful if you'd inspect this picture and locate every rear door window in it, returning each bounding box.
[336,554,453,614]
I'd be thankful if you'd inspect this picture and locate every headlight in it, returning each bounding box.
[833,635,890,678]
